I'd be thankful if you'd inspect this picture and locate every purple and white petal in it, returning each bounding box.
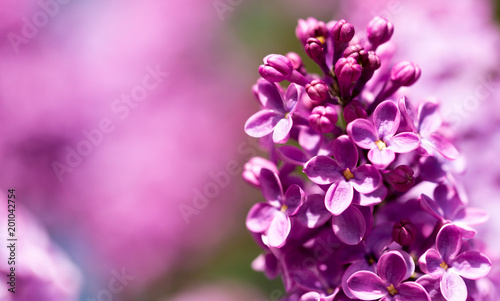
[284,184,305,215]
[352,185,387,207]
[332,205,366,245]
[259,168,284,203]
[285,83,301,113]
[304,156,343,185]
[377,251,407,285]
[333,135,358,170]
[396,282,431,301]
[436,224,462,263]
[398,96,417,132]
[418,101,442,137]
[440,270,467,301]
[452,251,491,280]
[325,180,354,215]
[416,275,445,301]
[244,110,282,138]
[351,164,382,194]
[419,249,445,277]
[373,100,401,140]
[296,194,332,228]
[347,118,379,149]
[267,212,291,248]
[347,271,387,300]
[427,134,459,160]
[273,116,293,143]
[257,79,285,112]
[246,203,277,233]
[386,132,420,153]
[342,260,376,299]
[278,145,309,165]
[418,194,445,221]
[368,147,395,168]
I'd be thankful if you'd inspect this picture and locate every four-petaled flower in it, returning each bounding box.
[347,99,420,168]
[245,79,302,143]
[418,224,492,301]
[348,250,430,300]
[246,168,304,248]
[304,135,382,215]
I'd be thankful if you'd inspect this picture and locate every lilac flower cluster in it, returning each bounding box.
[243,16,492,301]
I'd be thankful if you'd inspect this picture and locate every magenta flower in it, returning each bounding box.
[246,168,304,248]
[348,250,430,300]
[304,135,382,215]
[245,79,302,143]
[399,98,459,160]
[418,184,488,238]
[419,224,491,301]
[347,100,420,168]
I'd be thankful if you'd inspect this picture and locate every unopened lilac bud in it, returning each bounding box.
[390,61,421,86]
[385,165,415,192]
[365,51,381,70]
[305,79,329,103]
[286,52,304,70]
[367,16,394,49]
[332,19,355,43]
[305,38,325,63]
[309,105,338,133]
[343,100,367,124]
[335,57,362,99]
[242,157,278,187]
[343,45,368,63]
[258,54,293,82]
[392,218,417,246]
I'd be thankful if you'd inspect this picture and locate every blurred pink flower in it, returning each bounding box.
[0,201,82,300]
[164,282,265,301]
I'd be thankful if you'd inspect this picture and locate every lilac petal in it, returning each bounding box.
[267,211,291,248]
[398,96,417,132]
[353,185,387,207]
[440,270,467,301]
[299,127,322,155]
[427,134,459,160]
[259,168,284,204]
[278,145,309,165]
[347,271,387,300]
[246,202,277,233]
[273,115,293,143]
[377,251,407,284]
[332,205,366,245]
[366,222,394,255]
[347,118,378,149]
[419,156,447,183]
[284,184,304,216]
[419,249,445,277]
[342,260,375,299]
[416,275,446,301]
[396,282,431,301]
[454,207,489,226]
[304,156,343,185]
[296,194,332,228]
[418,194,445,221]
[437,224,462,263]
[373,100,400,140]
[396,250,415,280]
[418,101,441,136]
[351,164,382,194]
[300,292,321,301]
[433,185,465,218]
[452,251,492,280]
[244,110,282,138]
[368,147,395,168]
[333,135,358,170]
[285,83,301,113]
[257,79,285,112]
[325,180,354,215]
[386,132,420,153]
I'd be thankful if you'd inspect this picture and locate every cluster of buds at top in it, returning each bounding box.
[243,16,491,301]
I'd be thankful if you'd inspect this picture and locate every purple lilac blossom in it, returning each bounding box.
[242,13,493,301]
